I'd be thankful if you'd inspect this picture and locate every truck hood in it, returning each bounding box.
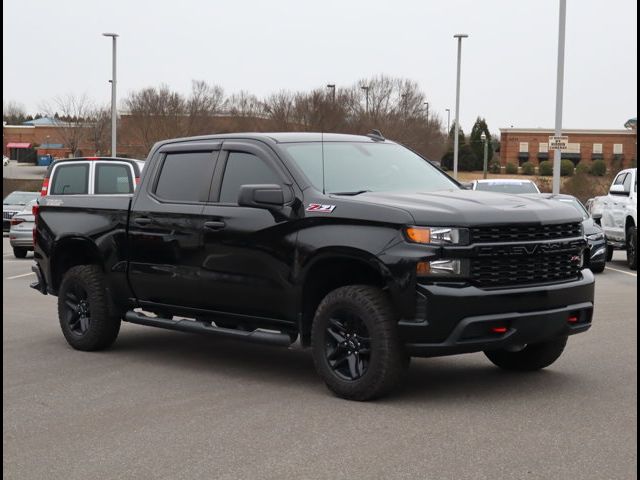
[350,190,584,226]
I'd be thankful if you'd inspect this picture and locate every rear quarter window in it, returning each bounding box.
[50,164,89,195]
[95,163,133,194]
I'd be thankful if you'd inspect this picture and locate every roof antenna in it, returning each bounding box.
[367,129,385,142]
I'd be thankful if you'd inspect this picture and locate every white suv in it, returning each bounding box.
[597,168,637,270]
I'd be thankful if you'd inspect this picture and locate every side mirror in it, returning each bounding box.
[610,184,629,196]
[238,184,286,209]
[592,212,603,221]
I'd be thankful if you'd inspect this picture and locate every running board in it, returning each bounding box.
[124,311,293,347]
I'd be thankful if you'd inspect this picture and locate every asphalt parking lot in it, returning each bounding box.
[3,237,637,480]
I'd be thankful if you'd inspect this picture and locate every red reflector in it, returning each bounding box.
[10,217,25,226]
[32,203,39,216]
[491,327,508,334]
[568,316,579,323]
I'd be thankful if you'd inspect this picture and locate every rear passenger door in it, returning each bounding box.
[199,140,298,322]
[128,143,221,309]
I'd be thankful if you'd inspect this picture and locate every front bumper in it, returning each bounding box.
[399,270,595,357]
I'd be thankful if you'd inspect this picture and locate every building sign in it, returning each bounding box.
[549,136,569,150]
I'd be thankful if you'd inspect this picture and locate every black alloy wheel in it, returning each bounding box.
[325,312,371,381]
[63,284,92,336]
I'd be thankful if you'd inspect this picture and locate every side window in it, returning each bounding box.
[155,152,216,202]
[50,164,89,195]
[614,173,627,186]
[219,152,282,204]
[95,163,133,194]
[622,173,633,193]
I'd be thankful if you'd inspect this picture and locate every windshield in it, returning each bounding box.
[556,197,589,220]
[281,142,458,194]
[475,182,539,194]
[3,192,39,206]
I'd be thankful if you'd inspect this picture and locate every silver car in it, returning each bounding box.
[9,199,36,258]
[3,191,39,233]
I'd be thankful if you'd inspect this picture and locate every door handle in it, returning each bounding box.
[133,217,152,226]
[203,220,226,231]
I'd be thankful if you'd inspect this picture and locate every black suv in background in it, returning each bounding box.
[32,133,595,400]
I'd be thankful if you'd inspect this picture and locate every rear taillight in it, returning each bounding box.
[32,203,39,217]
[40,177,50,196]
[135,177,140,185]
[10,217,25,226]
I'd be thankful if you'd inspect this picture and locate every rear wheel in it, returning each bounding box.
[311,285,408,401]
[58,265,121,351]
[13,247,28,258]
[484,337,567,371]
[590,262,606,274]
[627,226,637,270]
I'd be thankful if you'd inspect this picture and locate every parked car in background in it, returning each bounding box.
[3,155,10,167]
[9,200,37,258]
[537,194,607,273]
[40,157,145,197]
[471,179,541,194]
[597,168,637,269]
[3,191,39,233]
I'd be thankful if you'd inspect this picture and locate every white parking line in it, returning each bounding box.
[605,266,638,277]
[5,272,35,280]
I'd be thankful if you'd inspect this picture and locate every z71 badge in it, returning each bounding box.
[306,203,336,213]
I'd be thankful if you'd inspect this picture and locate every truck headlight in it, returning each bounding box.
[405,227,469,245]
[416,259,470,277]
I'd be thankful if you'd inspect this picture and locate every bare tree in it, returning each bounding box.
[226,91,264,131]
[41,94,94,155]
[3,101,28,125]
[86,105,111,155]
[123,85,186,152]
[264,91,296,130]
[185,80,225,136]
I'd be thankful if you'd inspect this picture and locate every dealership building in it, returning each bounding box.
[499,127,636,169]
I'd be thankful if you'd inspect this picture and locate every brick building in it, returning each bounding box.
[500,128,636,169]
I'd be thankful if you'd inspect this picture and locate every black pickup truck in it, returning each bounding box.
[32,132,595,400]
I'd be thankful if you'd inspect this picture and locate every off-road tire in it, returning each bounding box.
[484,337,568,371]
[311,285,409,401]
[58,265,121,351]
[627,226,637,270]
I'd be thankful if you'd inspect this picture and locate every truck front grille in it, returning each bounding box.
[471,222,583,244]
[3,211,17,220]
[471,253,581,287]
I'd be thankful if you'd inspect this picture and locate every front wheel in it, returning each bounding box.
[627,226,637,270]
[484,337,567,371]
[13,247,28,258]
[311,285,408,401]
[58,265,121,351]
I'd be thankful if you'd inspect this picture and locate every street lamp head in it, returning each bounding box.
[326,84,335,89]
[454,34,469,39]
[481,133,487,141]
[102,32,119,37]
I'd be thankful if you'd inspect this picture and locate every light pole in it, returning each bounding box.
[446,108,451,135]
[361,85,370,114]
[552,2,566,195]
[326,84,336,103]
[481,132,488,179]
[424,102,429,124]
[103,32,118,157]
[453,33,468,181]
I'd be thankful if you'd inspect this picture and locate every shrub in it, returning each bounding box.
[505,163,518,175]
[561,159,575,177]
[590,159,607,176]
[575,163,590,176]
[489,162,501,174]
[539,160,553,176]
[521,162,536,176]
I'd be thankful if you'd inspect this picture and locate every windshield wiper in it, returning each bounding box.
[330,190,371,196]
